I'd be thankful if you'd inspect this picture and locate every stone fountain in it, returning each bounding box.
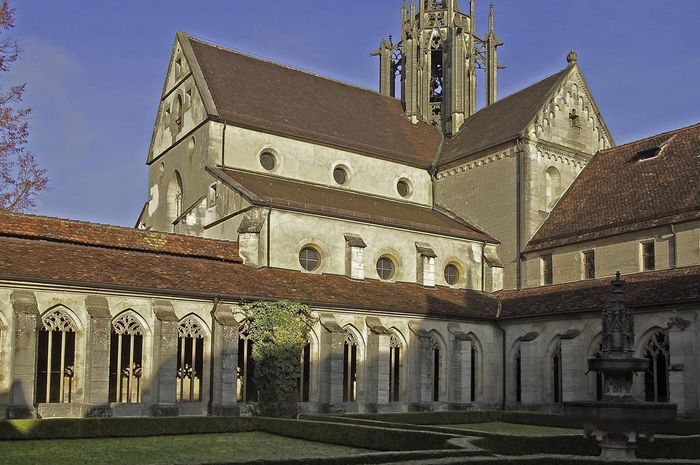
[564,272,677,460]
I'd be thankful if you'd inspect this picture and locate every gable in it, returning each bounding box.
[147,34,216,162]
[526,65,613,155]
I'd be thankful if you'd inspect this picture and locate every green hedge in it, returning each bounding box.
[256,417,468,452]
[345,410,496,425]
[0,416,257,441]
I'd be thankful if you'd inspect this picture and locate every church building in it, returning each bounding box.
[0,0,697,420]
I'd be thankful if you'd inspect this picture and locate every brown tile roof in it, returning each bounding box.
[209,167,496,243]
[498,266,700,319]
[438,68,571,167]
[525,123,700,252]
[188,36,442,168]
[0,235,498,320]
[0,212,241,263]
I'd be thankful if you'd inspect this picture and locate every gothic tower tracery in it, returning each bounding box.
[373,0,503,135]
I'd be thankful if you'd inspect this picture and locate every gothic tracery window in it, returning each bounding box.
[177,317,205,402]
[36,308,78,404]
[389,334,401,402]
[644,331,670,403]
[237,329,256,402]
[343,330,358,402]
[109,312,144,403]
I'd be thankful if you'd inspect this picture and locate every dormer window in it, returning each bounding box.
[174,95,184,132]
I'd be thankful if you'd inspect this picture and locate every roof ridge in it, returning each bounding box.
[598,121,700,154]
[186,33,399,103]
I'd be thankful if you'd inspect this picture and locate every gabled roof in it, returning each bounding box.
[185,34,442,168]
[0,212,242,263]
[208,167,496,243]
[525,123,700,253]
[438,67,572,167]
[0,215,498,320]
[499,266,700,319]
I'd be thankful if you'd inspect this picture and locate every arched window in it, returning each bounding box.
[167,171,184,222]
[343,330,358,402]
[545,166,561,210]
[298,340,311,402]
[644,331,670,403]
[389,334,401,402]
[36,308,78,404]
[431,336,441,402]
[515,347,522,403]
[237,329,256,402]
[176,317,205,402]
[109,313,144,403]
[552,342,563,403]
[470,344,478,402]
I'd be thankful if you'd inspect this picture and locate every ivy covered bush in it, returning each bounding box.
[242,300,317,417]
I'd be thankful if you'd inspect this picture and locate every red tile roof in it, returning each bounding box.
[0,212,241,263]
[526,123,700,252]
[0,233,498,320]
[188,36,443,168]
[210,167,496,243]
[498,266,700,319]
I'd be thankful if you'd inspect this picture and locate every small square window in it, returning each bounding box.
[542,255,553,285]
[582,250,595,279]
[642,241,655,271]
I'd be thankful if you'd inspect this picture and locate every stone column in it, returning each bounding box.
[8,291,39,419]
[448,324,472,405]
[83,296,112,416]
[518,333,541,405]
[365,317,391,409]
[408,322,433,408]
[317,314,345,411]
[210,304,239,416]
[668,314,697,416]
[151,300,179,416]
[560,330,586,402]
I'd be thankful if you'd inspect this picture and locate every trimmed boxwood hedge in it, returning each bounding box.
[0,416,257,441]
[256,417,468,452]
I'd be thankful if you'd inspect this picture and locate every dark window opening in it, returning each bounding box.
[542,255,553,285]
[470,345,477,402]
[583,250,595,279]
[552,343,562,404]
[432,345,441,402]
[298,341,311,402]
[515,349,522,403]
[429,50,444,103]
[389,335,401,402]
[108,316,144,404]
[343,332,358,402]
[238,331,257,402]
[642,241,656,271]
[644,331,670,403]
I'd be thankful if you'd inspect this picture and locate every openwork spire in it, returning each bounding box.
[601,272,635,357]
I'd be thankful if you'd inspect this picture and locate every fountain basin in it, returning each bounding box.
[588,357,649,375]
[565,401,677,429]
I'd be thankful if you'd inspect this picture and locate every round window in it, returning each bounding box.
[397,179,411,198]
[299,246,321,272]
[376,256,396,280]
[444,264,460,285]
[333,166,348,185]
[260,151,276,171]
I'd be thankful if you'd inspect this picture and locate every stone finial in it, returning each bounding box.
[567,50,578,65]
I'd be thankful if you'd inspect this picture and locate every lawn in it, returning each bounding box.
[449,422,581,436]
[0,431,372,465]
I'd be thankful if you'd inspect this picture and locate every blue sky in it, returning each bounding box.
[9,0,700,227]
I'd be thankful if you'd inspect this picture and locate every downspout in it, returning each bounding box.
[208,296,220,416]
[220,123,227,167]
[495,297,506,410]
[266,207,272,267]
[670,223,677,269]
[481,242,486,291]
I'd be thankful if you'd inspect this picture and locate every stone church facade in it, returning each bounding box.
[0,1,698,419]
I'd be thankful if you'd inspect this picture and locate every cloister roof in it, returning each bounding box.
[0,212,241,263]
[209,167,496,243]
[0,214,498,320]
[498,266,700,319]
[526,123,700,253]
